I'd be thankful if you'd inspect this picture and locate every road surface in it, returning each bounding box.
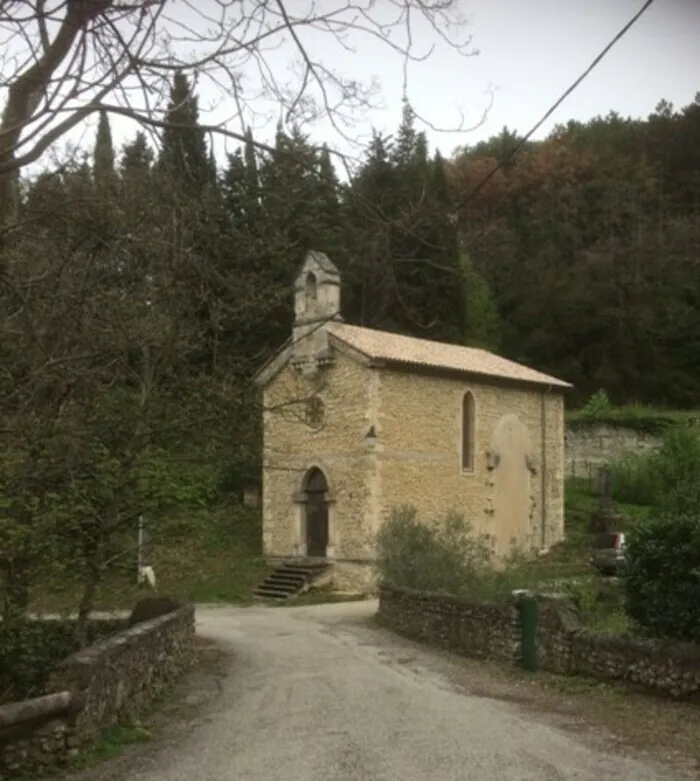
[101,601,691,781]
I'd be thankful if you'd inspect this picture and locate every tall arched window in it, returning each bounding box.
[461,391,475,472]
[305,272,318,315]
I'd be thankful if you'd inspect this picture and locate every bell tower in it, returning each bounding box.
[291,250,342,371]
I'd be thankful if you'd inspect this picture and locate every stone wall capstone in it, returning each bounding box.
[0,599,195,778]
[379,585,700,700]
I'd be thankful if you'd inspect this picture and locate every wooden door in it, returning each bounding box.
[304,468,328,558]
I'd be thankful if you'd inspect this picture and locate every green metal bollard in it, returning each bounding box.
[517,593,539,672]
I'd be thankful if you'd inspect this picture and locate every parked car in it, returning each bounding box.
[590,531,627,576]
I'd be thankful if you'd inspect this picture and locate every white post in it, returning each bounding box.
[137,515,144,584]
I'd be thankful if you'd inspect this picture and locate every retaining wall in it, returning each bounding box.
[379,586,700,700]
[0,599,195,777]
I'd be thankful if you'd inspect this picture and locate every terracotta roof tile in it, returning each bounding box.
[327,322,571,389]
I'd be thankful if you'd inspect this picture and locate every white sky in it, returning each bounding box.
[8,0,700,169]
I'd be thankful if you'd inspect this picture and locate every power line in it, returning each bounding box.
[465,0,655,203]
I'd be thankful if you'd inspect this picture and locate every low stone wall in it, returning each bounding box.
[0,599,195,777]
[378,586,700,700]
[572,631,700,698]
[564,424,660,478]
[378,586,520,663]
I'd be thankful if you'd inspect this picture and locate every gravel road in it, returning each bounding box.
[103,601,692,781]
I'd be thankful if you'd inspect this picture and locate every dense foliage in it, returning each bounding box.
[609,426,700,512]
[452,97,700,406]
[374,506,493,596]
[2,70,700,637]
[625,513,700,643]
[374,505,593,604]
[0,620,123,703]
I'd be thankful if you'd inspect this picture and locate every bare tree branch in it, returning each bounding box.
[0,0,478,189]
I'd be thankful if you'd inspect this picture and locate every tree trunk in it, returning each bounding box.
[75,537,102,648]
[75,563,100,648]
[1,556,30,624]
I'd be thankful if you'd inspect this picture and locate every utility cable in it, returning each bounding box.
[464,0,656,202]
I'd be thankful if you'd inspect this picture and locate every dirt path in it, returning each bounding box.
[71,601,700,781]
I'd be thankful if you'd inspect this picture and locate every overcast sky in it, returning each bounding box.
[186,0,698,163]
[14,0,700,168]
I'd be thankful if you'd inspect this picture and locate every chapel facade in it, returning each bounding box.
[254,251,571,592]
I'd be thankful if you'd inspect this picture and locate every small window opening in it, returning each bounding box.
[305,272,317,315]
[461,391,475,472]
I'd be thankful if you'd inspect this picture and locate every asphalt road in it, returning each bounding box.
[111,601,689,781]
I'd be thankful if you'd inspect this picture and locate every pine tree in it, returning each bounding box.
[393,98,418,167]
[317,145,340,222]
[460,252,502,350]
[158,71,212,191]
[119,132,153,177]
[243,127,261,227]
[222,147,247,225]
[347,113,466,342]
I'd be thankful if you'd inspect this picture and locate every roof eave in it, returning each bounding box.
[368,357,572,392]
[252,342,292,388]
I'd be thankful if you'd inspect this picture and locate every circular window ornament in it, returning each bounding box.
[305,396,326,429]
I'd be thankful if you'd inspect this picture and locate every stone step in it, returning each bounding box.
[281,565,329,576]
[264,575,308,589]
[253,561,332,601]
[253,585,293,599]
[270,571,311,582]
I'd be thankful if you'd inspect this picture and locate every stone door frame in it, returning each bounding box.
[293,466,336,559]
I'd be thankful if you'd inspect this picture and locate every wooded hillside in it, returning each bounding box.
[2,71,698,620]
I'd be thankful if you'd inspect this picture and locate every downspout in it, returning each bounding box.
[540,386,551,550]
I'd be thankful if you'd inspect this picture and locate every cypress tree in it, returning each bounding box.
[158,71,212,191]
[93,111,116,187]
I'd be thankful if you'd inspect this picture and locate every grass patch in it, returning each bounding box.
[69,722,153,771]
[30,502,270,614]
[585,607,632,635]
[563,477,597,549]
[541,673,626,701]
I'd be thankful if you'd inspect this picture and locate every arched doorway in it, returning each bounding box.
[303,468,329,558]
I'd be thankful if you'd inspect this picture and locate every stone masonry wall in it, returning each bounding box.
[262,352,375,562]
[262,347,567,567]
[0,600,195,778]
[571,631,700,698]
[378,586,520,664]
[376,370,565,554]
[565,424,660,478]
[379,586,700,700]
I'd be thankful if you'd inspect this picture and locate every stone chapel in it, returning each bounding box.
[253,250,571,593]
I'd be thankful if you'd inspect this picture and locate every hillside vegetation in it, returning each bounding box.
[2,72,699,628]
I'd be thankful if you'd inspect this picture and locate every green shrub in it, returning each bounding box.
[624,512,700,643]
[579,389,614,420]
[375,506,492,596]
[608,451,661,506]
[0,622,76,702]
[0,619,122,702]
[609,425,700,512]
[375,506,588,601]
[567,397,696,436]
[653,426,700,516]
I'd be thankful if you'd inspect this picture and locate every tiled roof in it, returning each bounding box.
[327,322,571,389]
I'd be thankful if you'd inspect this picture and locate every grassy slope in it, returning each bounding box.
[566,406,700,436]
[28,465,652,615]
[30,503,271,614]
